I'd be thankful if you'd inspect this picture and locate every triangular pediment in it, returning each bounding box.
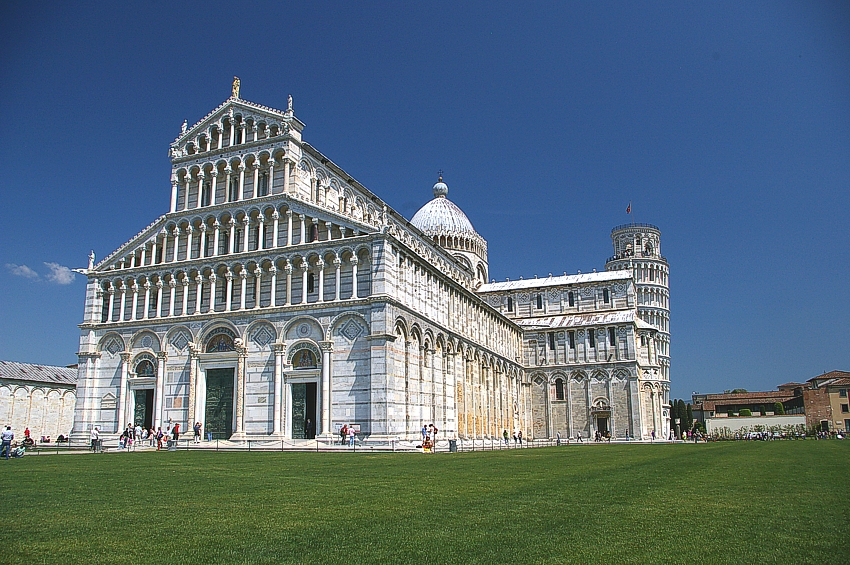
[171,97,304,155]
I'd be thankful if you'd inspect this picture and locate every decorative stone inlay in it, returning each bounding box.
[339,319,364,341]
[252,325,274,348]
[581,286,594,297]
[614,283,626,293]
[105,339,122,356]
[533,375,545,385]
[170,331,190,352]
[297,323,311,337]
[141,335,154,349]
[548,289,561,300]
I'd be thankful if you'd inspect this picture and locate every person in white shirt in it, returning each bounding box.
[2,426,15,459]
[90,427,100,452]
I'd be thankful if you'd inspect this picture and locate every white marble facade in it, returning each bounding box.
[72,81,670,443]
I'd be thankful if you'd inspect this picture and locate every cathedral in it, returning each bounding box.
[71,80,670,444]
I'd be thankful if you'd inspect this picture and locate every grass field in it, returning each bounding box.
[2,441,847,564]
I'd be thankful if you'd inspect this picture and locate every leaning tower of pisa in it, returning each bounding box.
[605,223,670,383]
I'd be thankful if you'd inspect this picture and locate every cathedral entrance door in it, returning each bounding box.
[133,389,154,429]
[291,382,317,439]
[596,416,609,436]
[205,368,235,440]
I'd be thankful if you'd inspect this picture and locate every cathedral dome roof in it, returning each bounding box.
[410,179,478,238]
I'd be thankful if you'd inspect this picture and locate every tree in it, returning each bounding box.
[758,405,766,415]
[677,399,687,435]
[740,408,752,416]
[730,388,748,393]
[774,402,785,415]
[686,403,694,432]
[671,399,680,437]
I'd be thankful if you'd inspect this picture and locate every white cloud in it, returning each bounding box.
[44,262,75,285]
[5,263,40,279]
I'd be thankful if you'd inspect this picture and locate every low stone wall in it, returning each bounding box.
[706,414,806,434]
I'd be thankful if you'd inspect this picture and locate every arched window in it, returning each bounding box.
[603,288,610,303]
[201,182,211,207]
[507,297,513,312]
[608,327,616,345]
[555,378,565,401]
[229,177,239,202]
[536,294,543,309]
[568,291,575,307]
[588,329,596,348]
[307,273,316,293]
[135,359,155,378]
[308,223,319,243]
[258,172,269,197]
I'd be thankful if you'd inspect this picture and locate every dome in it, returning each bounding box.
[410,179,478,237]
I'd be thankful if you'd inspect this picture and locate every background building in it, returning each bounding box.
[0,360,77,441]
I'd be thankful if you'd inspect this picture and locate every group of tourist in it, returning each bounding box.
[116,421,184,450]
[501,429,524,446]
[339,424,357,446]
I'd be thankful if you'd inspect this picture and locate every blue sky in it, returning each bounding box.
[1,2,848,399]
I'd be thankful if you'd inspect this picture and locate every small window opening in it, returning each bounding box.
[603,288,610,303]
[548,332,556,350]
[536,294,543,309]
[555,379,565,401]
[608,327,616,345]
[307,273,315,293]
[507,297,513,312]
[568,291,575,307]
[568,331,576,350]
[588,329,596,348]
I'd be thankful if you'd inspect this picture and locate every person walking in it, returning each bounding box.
[156,427,164,450]
[503,429,509,445]
[193,422,201,444]
[517,430,523,446]
[556,431,561,446]
[1,426,14,460]
[348,426,356,447]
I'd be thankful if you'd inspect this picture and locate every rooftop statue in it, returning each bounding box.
[232,76,240,99]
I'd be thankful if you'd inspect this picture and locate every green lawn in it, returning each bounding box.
[2,442,847,564]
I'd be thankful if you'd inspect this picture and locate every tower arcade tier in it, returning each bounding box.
[605,223,670,383]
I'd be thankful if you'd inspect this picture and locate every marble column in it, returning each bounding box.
[154,351,167,429]
[284,263,292,306]
[225,270,234,311]
[180,278,189,316]
[168,279,176,317]
[185,226,194,260]
[273,343,286,436]
[235,343,247,436]
[117,352,130,433]
[317,259,325,302]
[319,341,333,437]
[187,344,199,428]
[286,210,293,246]
[350,257,359,299]
[269,266,277,307]
[239,271,247,310]
[271,211,280,248]
[142,281,151,319]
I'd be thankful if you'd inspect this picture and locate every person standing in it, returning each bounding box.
[348,425,356,447]
[172,423,180,442]
[557,431,561,446]
[156,427,164,450]
[305,419,313,439]
[90,426,100,452]
[340,424,348,446]
[503,429,509,445]
[193,422,201,444]
[517,430,523,446]
[1,426,13,460]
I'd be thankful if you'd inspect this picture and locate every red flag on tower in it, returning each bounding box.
[626,202,631,214]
